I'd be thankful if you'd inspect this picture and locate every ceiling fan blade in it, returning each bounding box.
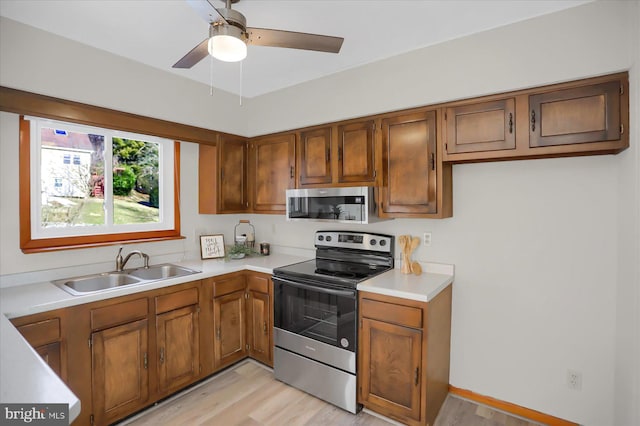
[247,28,343,53]
[187,0,228,25]
[173,38,209,68]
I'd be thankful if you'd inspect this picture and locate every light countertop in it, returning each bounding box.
[0,253,308,424]
[0,254,454,424]
[357,262,455,302]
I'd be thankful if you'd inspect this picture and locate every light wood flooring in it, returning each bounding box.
[119,361,543,426]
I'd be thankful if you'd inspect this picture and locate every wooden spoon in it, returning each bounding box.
[411,261,422,275]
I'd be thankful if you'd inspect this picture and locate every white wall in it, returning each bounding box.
[242,1,639,425]
[0,2,638,425]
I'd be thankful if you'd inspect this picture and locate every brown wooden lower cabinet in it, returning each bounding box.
[246,273,273,366]
[210,271,274,369]
[358,286,452,426]
[91,318,149,425]
[11,273,275,426]
[156,304,200,395]
[13,315,64,378]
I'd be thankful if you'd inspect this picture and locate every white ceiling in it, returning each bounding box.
[0,0,592,98]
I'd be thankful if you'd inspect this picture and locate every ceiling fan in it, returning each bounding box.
[173,0,344,68]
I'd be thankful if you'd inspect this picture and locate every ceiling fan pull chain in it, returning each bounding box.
[239,61,243,106]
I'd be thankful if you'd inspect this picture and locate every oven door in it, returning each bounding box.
[273,276,357,353]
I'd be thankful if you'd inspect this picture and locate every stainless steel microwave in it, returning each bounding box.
[285,187,388,224]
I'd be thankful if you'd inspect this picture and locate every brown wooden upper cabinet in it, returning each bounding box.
[297,119,378,188]
[199,135,249,214]
[380,110,439,216]
[250,133,296,214]
[337,120,376,184]
[444,98,516,155]
[529,80,621,148]
[298,126,333,186]
[442,72,628,163]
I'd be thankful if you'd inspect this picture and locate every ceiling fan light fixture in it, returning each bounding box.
[208,25,247,62]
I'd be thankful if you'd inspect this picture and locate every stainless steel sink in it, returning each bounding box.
[126,264,199,281]
[53,272,144,295]
[53,263,200,296]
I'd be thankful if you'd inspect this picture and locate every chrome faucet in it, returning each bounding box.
[115,247,150,271]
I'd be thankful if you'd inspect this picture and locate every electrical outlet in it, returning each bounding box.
[567,369,582,391]
[423,232,432,247]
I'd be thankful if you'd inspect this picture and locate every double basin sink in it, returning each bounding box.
[53,264,200,296]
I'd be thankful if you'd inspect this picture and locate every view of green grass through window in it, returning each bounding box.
[40,127,160,228]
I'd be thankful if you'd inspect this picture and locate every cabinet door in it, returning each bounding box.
[16,317,63,377]
[529,80,621,148]
[360,318,422,422]
[445,98,516,154]
[337,120,376,184]
[219,136,249,212]
[299,126,332,186]
[213,289,246,368]
[251,133,295,213]
[92,319,149,425]
[156,305,200,394]
[247,289,270,365]
[381,110,437,214]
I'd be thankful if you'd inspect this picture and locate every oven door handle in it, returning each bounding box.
[274,277,357,298]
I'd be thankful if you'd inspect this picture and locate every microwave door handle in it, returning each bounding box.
[275,277,356,298]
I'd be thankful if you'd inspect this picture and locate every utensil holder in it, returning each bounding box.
[234,220,255,249]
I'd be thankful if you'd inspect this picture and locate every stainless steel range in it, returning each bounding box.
[272,230,394,413]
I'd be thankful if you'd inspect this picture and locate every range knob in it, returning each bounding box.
[379,240,387,247]
[370,239,377,246]
[318,235,324,241]
[326,236,332,242]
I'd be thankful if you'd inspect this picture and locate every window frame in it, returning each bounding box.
[19,116,182,253]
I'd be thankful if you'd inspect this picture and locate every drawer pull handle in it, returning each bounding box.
[531,110,536,132]
[508,113,513,134]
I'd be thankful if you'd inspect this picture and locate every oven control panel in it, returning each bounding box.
[315,231,394,254]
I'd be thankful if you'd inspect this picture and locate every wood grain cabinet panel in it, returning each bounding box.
[361,318,422,421]
[91,319,149,425]
[250,133,296,213]
[219,135,249,212]
[213,289,247,369]
[337,120,376,184]
[381,110,438,215]
[156,305,200,394]
[529,80,621,148]
[14,317,64,378]
[299,127,332,186]
[445,98,516,154]
[246,272,274,367]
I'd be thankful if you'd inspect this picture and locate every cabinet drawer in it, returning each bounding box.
[17,318,60,347]
[155,287,199,314]
[214,275,246,298]
[91,298,148,331]
[246,274,269,294]
[361,298,422,329]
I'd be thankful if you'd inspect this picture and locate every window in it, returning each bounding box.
[20,116,181,252]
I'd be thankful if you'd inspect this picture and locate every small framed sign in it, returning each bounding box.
[200,234,225,259]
